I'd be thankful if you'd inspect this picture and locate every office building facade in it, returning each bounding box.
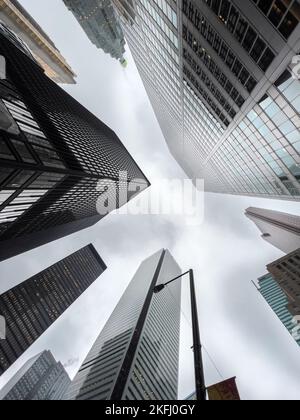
[63,0,127,64]
[113,0,300,200]
[0,350,71,400]
[0,244,107,375]
[246,207,300,253]
[66,249,182,400]
[0,22,149,262]
[258,273,300,346]
[0,0,76,83]
[267,248,300,316]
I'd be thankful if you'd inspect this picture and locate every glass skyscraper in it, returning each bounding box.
[63,0,127,64]
[113,0,300,200]
[258,273,300,346]
[66,249,182,400]
[0,244,107,375]
[0,351,71,400]
[0,22,149,262]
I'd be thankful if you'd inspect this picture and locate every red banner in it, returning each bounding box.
[207,377,240,401]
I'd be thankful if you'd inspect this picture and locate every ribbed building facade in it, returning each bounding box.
[0,350,71,400]
[0,244,107,375]
[63,0,126,63]
[66,249,182,400]
[113,0,300,200]
[0,22,149,262]
[0,0,76,83]
[258,273,300,346]
[246,207,300,253]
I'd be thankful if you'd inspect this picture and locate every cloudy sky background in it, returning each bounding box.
[1,0,300,400]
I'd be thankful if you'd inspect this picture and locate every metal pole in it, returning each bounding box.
[189,269,206,401]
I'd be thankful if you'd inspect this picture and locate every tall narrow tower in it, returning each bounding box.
[66,249,182,400]
[0,244,107,375]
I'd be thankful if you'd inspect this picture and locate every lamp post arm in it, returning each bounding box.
[163,270,191,287]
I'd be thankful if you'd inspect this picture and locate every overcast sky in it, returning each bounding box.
[1,0,300,400]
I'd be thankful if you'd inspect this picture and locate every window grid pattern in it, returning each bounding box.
[200,0,276,71]
[0,27,149,259]
[251,0,300,39]
[2,351,71,401]
[206,68,300,197]
[140,0,178,48]
[259,274,300,347]
[182,22,257,94]
[0,245,106,375]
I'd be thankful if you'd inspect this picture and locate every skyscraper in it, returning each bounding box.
[0,0,76,83]
[63,0,127,65]
[66,249,182,400]
[0,22,149,262]
[0,351,71,400]
[267,248,300,317]
[258,273,300,347]
[113,0,300,200]
[245,207,300,253]
[0,244,107,375]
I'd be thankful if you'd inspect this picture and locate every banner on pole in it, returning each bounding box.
[207,377,240,401]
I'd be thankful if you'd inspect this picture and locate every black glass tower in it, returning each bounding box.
[0,22,149,262]
[0,244,107,375]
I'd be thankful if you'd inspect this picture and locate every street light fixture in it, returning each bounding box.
[154,269,206,401]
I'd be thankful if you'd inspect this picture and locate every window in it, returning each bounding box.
[252,0,299,39]
[227,6,239,33]
[279,11,298,38]
[0,101,20,135]
[11,139,35,164]
[0,167,13,185]
[220,0,231,21]
[269,1,287,27]
[242,27,257,52]
[257,0,273,14]
[250,38,266,62]
[32,145,64,168]
[6,170,34,189]
[235,18,248,42]
[259,48,276,72]
[0,139,15,160]
[0,190,14,205]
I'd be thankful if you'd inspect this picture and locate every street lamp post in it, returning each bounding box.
[154,269,206,401]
